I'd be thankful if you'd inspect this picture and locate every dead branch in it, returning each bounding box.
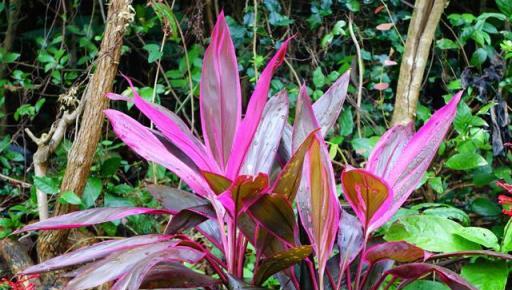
[0,239,42,289]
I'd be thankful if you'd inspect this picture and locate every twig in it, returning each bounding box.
[0,173,31,188]
[252,0,259,79]
[348,13,363,138]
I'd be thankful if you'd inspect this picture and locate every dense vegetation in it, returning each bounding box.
[0,0,511,289]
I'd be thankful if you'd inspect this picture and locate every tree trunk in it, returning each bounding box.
[36,0,133,273]
[0,0,23,135]
[391,0,447,125]
[0,239,42,289]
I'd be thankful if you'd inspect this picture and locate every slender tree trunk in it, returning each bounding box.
[391,0,447,125]
[36,0,133,272]
[0,0,22,135]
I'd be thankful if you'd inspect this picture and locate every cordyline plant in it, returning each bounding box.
[14,12,510,290]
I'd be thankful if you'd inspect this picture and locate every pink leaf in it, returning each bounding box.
[104,109,210,196]
[313,70,350,136]
[292,85,320,151]
[337,211,364,274]
[140,263,219,289]
[240,90,289,175]
[385,91,462,222]
[200,11,242,169]
[341,168,393,233]
[15,207,171,233]
[226,38,290,178]
[64,243,203,290]
[373,82,389,91]
[110,248,206,290]
[376,23,393,31]
[22,235,173,275]
[383,59,398,66]
[366,123,414,181]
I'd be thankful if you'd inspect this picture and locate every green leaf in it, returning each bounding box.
[339,108,354,136]
[471,198,501,217]
[445,152,487,170]
[403,280,450,290]
[428,177,444,194]
[143,43,163,63]
[501,219,512,252]
[33,176,59,194]
[312,67,326,88]
[497,0,512,17]
[345,0,360,12]
[436,38,459,50]
[470,48,487,66]
[253,245,312,285]
[454,227,499,250]
[384,215,480,253]
[59,191,82,205]
[422,206,470,226]
[101,156,122,176]
[461,259,508,290]
[82,177,103,208]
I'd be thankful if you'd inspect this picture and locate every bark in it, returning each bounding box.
[391,0,447,125]
[0,0,23,135]
[36,0,133,271]
[0,239,42,289]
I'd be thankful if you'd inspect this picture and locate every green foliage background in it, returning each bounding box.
[0,0,511,288]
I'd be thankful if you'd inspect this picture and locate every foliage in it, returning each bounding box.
[1,1,511,289]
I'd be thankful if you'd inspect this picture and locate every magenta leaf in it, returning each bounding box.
[372,91,463,226]
[240,90,289,175]
[312,70,350,136]
[218,173,269,217]
[340,168,393,233]
[140,263,219,289]
[226,38,290,178]
[337,211,363,275]
[280,71,350,159]
[200,12,242,169]
[104,109,210,196]
[15,207,171,233]
[22,235,173,275]
[64,243,204,290]
[292,85,320,151]
[374,263,476,290]
[364,241,430,265]
[110,248,206,290]
[365,123,414,180]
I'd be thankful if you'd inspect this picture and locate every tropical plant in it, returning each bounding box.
[12,10,512,290]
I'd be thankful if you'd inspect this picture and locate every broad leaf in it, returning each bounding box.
[461,258,508,290]
[165,204,215,234]
[202,170,232,195]
[16,207,171,232]
[341,168,393,233]
[384,215,480,253]
[253,245,312,286]
[200,12,241,169]
[454,227,499,250]
[218,173,268,216]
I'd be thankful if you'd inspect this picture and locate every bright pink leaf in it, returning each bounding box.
[373,82,389,91]
[104,109,210,196]
[200,11,242,169]
[15,207,171,233]
[376,23,393,31]
[226,38,290,178]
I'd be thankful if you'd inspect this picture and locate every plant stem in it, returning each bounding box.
[252,0,259,79]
